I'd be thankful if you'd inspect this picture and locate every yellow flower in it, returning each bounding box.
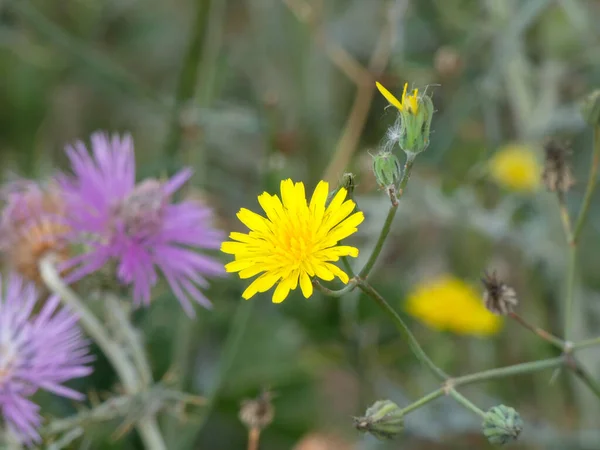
[376,81,419,114]
[405,275,502,336]
[489,144,541,192]
[221,179,364,303]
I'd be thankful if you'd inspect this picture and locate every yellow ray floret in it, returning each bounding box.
[376,81,420,115]
[221,179,364,303]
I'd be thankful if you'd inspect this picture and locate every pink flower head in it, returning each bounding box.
[0,274,92,444]
[59,132,225,316]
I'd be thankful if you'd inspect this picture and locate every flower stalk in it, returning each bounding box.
[39,255,167,450]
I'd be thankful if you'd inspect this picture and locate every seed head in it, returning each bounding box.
[542,140,574,193]
[239,390,275,431]
[481,271,518,316]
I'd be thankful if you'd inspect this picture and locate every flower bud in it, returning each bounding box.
[482,405,523,446]
[481,271,518,316]
[372,151,402,189]
[376,82,435,155]
[340,173,356,196]
[353,399,404,440]
[239,390,275,431]
[580,89,600,127]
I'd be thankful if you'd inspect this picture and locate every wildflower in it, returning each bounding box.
[406,275,502,336]
[542,140,574,193]
[482,405,523,445]
[481,271,518,316]
[353,400,404,440]
[221,179,364,303]
[0,181,70,284]
[376,81,434,154]
[489,143,541,192]
[59,132,225,316]
[0,274,92,443]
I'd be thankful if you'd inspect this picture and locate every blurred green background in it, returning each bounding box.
[2,0,600,448]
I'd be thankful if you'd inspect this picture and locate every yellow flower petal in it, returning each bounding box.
[299,271,313,298]
[376,81,404,111]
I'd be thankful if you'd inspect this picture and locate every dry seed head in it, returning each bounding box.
[481,271,518,316]
[542,140,574,193]
[239,390,275,431]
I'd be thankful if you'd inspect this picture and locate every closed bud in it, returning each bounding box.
[340,173,356,196]
[482,405,523,446]
[481,271,518,316]
[353,400,404,440]
[372,152,402,189]
[580,90,600,127]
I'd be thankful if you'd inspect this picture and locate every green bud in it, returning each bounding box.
[482,405,523,446]
[372,151,402,189]
[353,400,404,440]
[340,172,356,196]
[580,90,600,127]
[398,92,434,155]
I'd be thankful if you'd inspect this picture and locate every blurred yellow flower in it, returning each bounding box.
[489,144,541,192]
[405,275,502,336]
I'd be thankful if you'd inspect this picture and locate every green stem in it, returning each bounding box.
[357,280,448,381]
[359,153,416,279]
[39,256,167,450]
[341,256,355,277]
[564,355,600,400]
[508,312,566,350]
[163,0,214,168]
[572,126,600,244]
[572,336,600,350]
[450,357,564,388]
[449,389,486,418]
[195,300,254,432]
[400,389,445,415]
[314,278,358,297]
[564,244,577,340]
[556,191,574,243]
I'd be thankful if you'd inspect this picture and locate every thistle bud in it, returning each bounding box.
[353,400,404,440]
[372,151,402,189]
[482,405,523,446]
[580,89,600,126]
[481,271,518,316]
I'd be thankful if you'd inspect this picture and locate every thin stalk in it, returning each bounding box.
[359,153,416,278]
[564,244,577,340]
[572,336,600,350]
[449,390,486,418]
[556,191,574,243]
[247,428,261,450]
[572,126,600,243]
[508,312,566,350]
[399,388,445,416]
[195,299,254,432]
[313,278,357,297]
[163,0,213,166]
[106,295,153,387]
[564,355,600,400]
[39,256,167,450]
[449,357,564,388]
[357,280,448,381]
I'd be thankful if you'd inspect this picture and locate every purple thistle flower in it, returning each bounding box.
[59,132,225,316]
[0,274,92,444]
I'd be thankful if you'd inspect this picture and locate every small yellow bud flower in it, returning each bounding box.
[376,81,434,154]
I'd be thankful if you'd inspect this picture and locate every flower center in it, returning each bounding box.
[117,180,166,238]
